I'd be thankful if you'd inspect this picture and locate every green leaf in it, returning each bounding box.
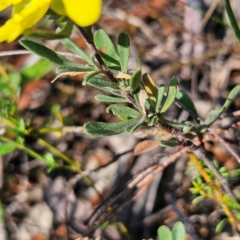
[0,200,3,220]
[202,109,221,129]
[95,95,128,103]
[61,38,95,65]
[56,65,96,74]
[203,85,240,129]
[157,226,172,240]
[83,71,101,86]
[215,218,228,233]
[125,115,146,133]
[0,143,16,156]
[106,104,141,121]
[83,118,142,136]
[160,138,178,148]
[221,84,240,112]
[147,115,158,127]
[176,90,198,117]
[43,152,57,167]
[17,119,25,144]
[160,77,178,113]
[172,222,186,240]
[155,84,166,112]
[94,29,120,69]
[118,32,130,73]
[223,195,240,210]
[87,77,120,93]
[225,0,240,43]
[20,37,80,67]
[21,59,53,83]
[129,69,141,91]
[7,72,22,92]
[142,73,157,105]
[24,19,73,39]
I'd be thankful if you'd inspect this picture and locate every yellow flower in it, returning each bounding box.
[0,0,102,42]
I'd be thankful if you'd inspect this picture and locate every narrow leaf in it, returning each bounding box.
[130,69,141,91]
[43,152,57,166]
[84,118,142,136]
[139,89,148,114]
[134,139,160,156]
[160,77,178,113]
[132,87,143,112]
[0,143,16,156]
[221,84,240,112]
[107,104,141,121]
[94,29,120,69]
[24,20,73,39]
[142,73,157,104]
[95,95,128,103]
[157,226,173,240]
[87,77,120,93]
[202,85,240,129]
[56,65,96,74]
[155,84,166,112]
[17,119,25,144]
[215,218,228,233]
[203,109,222,127]
[83,71,101,86]
[20,37,79,66]
[225,0,240,43]
[160,138,178,147]
[172,222,186,240]
[118,32,130,73]
[125,115,146,134]
[61,38,95,65]
[176,90,198,117]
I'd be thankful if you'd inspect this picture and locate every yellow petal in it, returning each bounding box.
[0,0,51,42]
[13,0,51,30]
[62,0,102,27]
[0,0,22,11]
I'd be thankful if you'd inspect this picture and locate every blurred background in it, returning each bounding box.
[0,0,240,239]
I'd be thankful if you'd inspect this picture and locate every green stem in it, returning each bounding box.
[0,136,50,165]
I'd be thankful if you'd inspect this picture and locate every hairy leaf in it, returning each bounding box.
[94,29,120,69]
[56,65,96,74]
[20,37,80,67]
[125,115,146,134]
[160,77,178,113]
[155,84,166,112]
[118,32,130,73]
[87,77,120,93]
[83,118,142,136]
[107,104,141,121]
[176,90,198,117]
[61,38,95,65]
[203,85,240,128]
[129,69,141,91]
[160,138,178,147]
[83,71,101,85]
[95,95,128,103]
[142,73,157,104]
